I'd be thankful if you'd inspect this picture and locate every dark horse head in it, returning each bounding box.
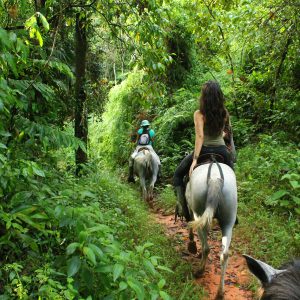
[243,254,300,300]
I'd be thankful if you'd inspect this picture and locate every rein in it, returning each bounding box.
[207,155,224,187]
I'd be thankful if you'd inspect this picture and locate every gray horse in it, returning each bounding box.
[185,162,237,299]
[133,147,159,201]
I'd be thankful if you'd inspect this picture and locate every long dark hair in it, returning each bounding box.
[199,80,227,136]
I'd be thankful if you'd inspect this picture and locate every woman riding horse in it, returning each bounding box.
[173,80,235,221]
[176,81,238,298]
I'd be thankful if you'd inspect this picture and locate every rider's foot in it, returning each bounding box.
[235,216,239,225]
[128,176,135,183]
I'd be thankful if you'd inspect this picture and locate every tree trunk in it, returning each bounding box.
[270,35,292,110]
[74,12,88,176]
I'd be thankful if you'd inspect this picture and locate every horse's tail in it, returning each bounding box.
[191,178,223,230]
[144,151,152,172]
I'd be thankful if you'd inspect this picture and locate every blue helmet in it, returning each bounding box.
[140,119,150,127]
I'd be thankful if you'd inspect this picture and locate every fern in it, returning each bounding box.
[17,117,86,151]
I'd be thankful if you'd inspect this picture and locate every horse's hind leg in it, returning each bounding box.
[187,228,197,254]
[195,225,209,277]
[148,183,154,200]
[149,172,158,200]
[139,175,147,201]
[216,225,233,299]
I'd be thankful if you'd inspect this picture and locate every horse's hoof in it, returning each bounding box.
[215,290,224,300]
[188,241,197,254]
[193,269,204,278]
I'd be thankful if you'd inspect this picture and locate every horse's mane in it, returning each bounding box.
[262,260,300,300]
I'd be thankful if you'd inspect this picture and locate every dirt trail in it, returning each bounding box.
[153,208,254,300]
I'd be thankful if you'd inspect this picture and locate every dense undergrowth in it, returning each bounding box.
[0,142,205,299]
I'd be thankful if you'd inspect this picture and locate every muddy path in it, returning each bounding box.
[152,206,255,300]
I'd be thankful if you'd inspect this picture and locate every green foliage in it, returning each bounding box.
[154,185,176,214]
[266,151,300,214]
[94,70,168,167]
[230,117,256,147]
[0,161,177,299]
[24,12,49,46]
[235,134,299,265]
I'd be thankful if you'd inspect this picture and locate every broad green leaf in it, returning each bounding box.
[290,181,300,189]
[29,27,36,38]
[35,30,43,47]
[83,247,96,265]
[38,13,50,31]
[32,166,45,177]
[279,200,290,207]
[127,278,145,300]
[143,242,154,248]
[143,259,156,275]
[269,190,288,201]
[88,244,104,258]
[96,265,113,273]
[66,243,80,255]
[19,234,39,252]
[78,231,88,243]
[25,15,37,29]
[31,213,49,220]
[0,28,11,48]
[292,196,300,205]
[113,264,124,282]
[67,256,81,277]
[158,278,166,289]
[157,265,173,273]
[80,190,97,199]
[118,281,128,291]
[159,291,171,300]
[5,53,18,77]
[16,213,44,231]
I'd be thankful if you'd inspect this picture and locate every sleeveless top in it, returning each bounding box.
[203,126,225,147]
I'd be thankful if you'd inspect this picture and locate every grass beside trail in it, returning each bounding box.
[233,140,299,266]
[92,167,206,299]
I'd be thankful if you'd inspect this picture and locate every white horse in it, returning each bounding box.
[133,147,159,201]
[185,161,237,299]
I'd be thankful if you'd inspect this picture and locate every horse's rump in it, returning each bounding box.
[133,149,159,201]
[135,149,153,178]
[186,163,237,225]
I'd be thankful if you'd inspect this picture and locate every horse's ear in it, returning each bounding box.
[243,254,278,286]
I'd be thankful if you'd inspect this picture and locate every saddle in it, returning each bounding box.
[137,146,150,153]
[194,153,224,170]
